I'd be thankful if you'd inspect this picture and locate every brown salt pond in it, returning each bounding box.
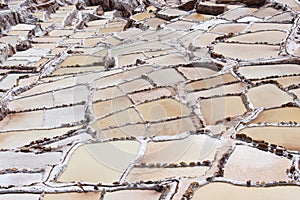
[187,82,246,100]
[93,96,133,118]
[60,55,100,67]
[90,108,143,130]
[140,135,219,164]
[251,107,300,123]
[247,22,292,31]
[129,87,175,104]
[183,13,213,22]
[185,73,237,91]
[200,96,247,125]
[239,126,300,151]
[224,145,290,182]
[227,30,286,44]
[93,86,124,101]
[221,7,257,20]
[149,117,196,137]
[144,17,167,29]
[0,126,79,149]
[125,166,209,182]
[58,141,141,183]
[165,20,196,30]
[119,78,153,93]
[117,53,146,67]
[94,66,154,89]
[43,193,100,200]
[52,66,105,76]
[136,98,190,121]
[247,84,293,108]
[104,190,161,200]
[177,65,217,80]
[192,32,221,48]
[238,64,300,79]
[0,110,44,131]
[254,7,280,18]
[98,124,146,139]
[210,23,248,33]
[212,43,280,60]
[131,12,155,21]
[192,182,300,200]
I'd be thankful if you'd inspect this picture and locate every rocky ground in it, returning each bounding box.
[0,0,300,199]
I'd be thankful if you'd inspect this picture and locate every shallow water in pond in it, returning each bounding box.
[192,182,300,200]
[58,141,141,183]
[240,126,300,151]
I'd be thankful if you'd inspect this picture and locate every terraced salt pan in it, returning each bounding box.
[0,173,42,187]
[210,23,248,33]
[165,21,196,30]
[146,53,189,66]
[136,98,190,121]
[177,66,217,80]
[0,126,79,149]
[91,108,143,130]
[185,73,237,91]
[240,127,300,151]
[251,107,300,123]
[149,117,196,137]
[52,66,105,75]
[60,55,100,67]
[0,151,61,169]
[58,141,141,183]
[254,7,280,18]
[148,68,185,86]
[93,96,133,118]
[98,124,146,139]
[224,145,291,182]
[268,12,294,22]
[129,87,175,104]
[183,13,213,22]
[0,74,23,90]
[247,84,293,108]
[140,135,219,164]
[238,64,300,79]
[200,96,247,125]
[131,12,155,21]
[0,194,40,200]
[144,18,167,28]
[93,86,124,101]
[187,82,246,100]
[192,182,300,200]
[192,32,221,48]
[0,110,44,131]
[119,79,153,93]
[43,105,85,128]
[125,166,209,182]
[291,88,300,98]
[212,43,280,60]
[43,193,100,200]
[227,30,286,44]
[272,76,300,87]
[246,22,292,31]
[117,53,147,67]
[104,190,161,200]
[221,7,257,20]
[94,66,154,89]
[9,85,88,111]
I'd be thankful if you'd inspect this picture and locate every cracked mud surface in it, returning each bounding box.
[0,0,300,199]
